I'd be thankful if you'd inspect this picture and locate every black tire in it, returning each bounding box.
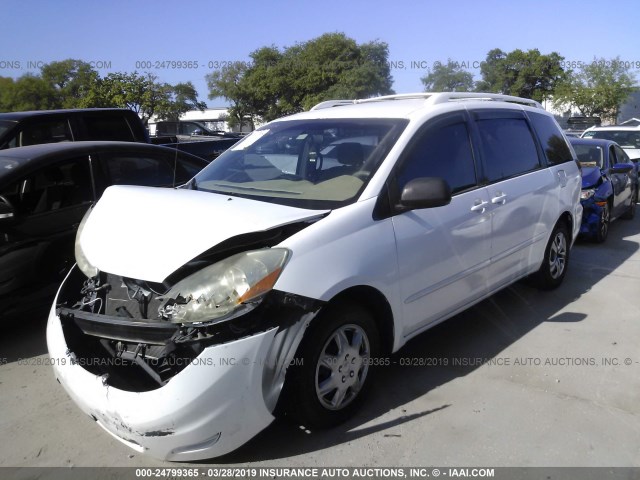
[621,187,637,220]
[532,221,570,290]
[595,202,610,243]
[279,301,380,429]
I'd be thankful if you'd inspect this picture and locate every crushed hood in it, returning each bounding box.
[580,166,602,189]
[80,186,327,282]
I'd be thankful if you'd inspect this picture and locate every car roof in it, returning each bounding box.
[569,137,616,148]
[0,108,136,121]
[584,125,640,132]
[284,92,545,121]
[0,141,206,183]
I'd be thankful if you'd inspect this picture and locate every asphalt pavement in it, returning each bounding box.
[1,214,639,468]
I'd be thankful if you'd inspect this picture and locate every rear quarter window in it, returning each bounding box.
[83,115,136,141]
[528,112,574,165]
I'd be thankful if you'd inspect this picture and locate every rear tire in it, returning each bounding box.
[532,222,570,290]
[280,301,380,429]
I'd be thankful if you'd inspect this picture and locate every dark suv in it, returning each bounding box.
[0,108,149,149]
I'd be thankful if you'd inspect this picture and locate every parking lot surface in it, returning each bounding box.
[1,216,639,468]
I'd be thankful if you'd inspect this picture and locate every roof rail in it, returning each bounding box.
[310,100,356,110]
[310,92,543,111]
[429,92,543,108]
[357,92,543,108]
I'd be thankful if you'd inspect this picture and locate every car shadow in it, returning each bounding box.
[0,306,50,363]
[210,217,639,464]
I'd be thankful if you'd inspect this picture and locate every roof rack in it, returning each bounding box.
[358,92,542,108]
[310,100,356,110]
[310,92,543,111]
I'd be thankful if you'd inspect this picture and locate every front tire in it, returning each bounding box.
[532,222,570,290]
[595,202,610,243]
[280,301,380,429]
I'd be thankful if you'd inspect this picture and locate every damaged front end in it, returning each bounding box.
[56,262,321,391]
[48,211,323,460]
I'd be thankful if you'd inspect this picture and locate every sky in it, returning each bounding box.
[2,0,640,107]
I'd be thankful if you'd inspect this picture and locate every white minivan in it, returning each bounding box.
[47,93,582,460]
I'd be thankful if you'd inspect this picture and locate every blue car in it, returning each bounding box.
[569,137,638,242]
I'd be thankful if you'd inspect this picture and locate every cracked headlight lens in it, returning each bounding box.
[160,248,290,324]
[75,208,99,278]
[580,189,595,200]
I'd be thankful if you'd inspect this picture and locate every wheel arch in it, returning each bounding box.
[323,285,395,356]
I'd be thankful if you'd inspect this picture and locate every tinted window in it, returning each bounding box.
[16,119,73,147]
[528,112,573,165]
[476,118,540,182]
[181,123,205,135]
[84,115,135,141]
[0,157,92,214]
[614,145,630,164]
[103,154,181,187]
[609,146,617,166]
[396,121,477,195]
[156,123,178,135]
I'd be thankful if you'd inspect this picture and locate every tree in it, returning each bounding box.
[95,72,206,125]
[155,82,207,121]
[0,77,16,111]
[40,59,100,108]
[421,59,474,92]
[206,61,255,130]
[2,74,58,111]
[207,33,394,124]
[476,48,567,102]
[552,57,636,121]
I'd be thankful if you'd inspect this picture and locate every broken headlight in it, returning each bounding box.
[75,208,99,278]
[580,189,595,200]
[159,248,290,325]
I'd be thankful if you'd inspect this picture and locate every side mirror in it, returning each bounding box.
[399,177,452,210]
[0,201,15,221]
[610,163,634,174]
[191,129,203,136]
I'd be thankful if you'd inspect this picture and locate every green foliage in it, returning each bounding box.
[552,57,636,121]
[0,74,58,111]
[476,48,567,102]
[206,33,394,123]
[0,60,206,123]
[40,59,100,108]
[421,59,474,92]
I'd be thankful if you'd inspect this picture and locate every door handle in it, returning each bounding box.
[470,200,489,213]
[491,192,507,204]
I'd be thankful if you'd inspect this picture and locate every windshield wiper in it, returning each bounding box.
[208,183,301,195]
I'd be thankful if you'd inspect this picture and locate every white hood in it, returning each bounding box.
[80,186,327,282]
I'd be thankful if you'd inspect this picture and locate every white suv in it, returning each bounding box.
[47,93,582,460]
[581,124,640,160]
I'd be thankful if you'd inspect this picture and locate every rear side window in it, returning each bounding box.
[0,156,93,214]
[15,119,73,147]
[396,121,477,195]
[476,118,540,182]
[83,115,135,141]
[101,153,192,188]
[528,112,574,165]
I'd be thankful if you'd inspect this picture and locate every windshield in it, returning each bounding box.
[193,118,407,209]
[573,144,604,169]
[584,130,640,149]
